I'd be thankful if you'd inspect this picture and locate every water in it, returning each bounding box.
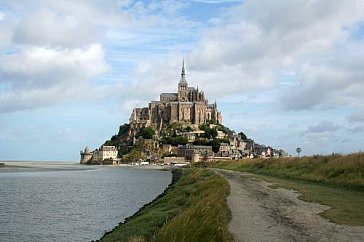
[0,164,172,242]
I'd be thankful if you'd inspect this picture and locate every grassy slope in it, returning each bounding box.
[211,153,364,225]
[101,168,232,242]
[255,174,364,225]
[211,153,364,189]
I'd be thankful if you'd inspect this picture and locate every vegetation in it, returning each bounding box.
[253,174,364,225]
[211,139,221,153]
[160,136,188,146]
[139,127,155,139]
[104,123,130,147]
[122,148,144,163]
[101,169,232,242]
[161,122,191,136]
[216,124,233,135]
[211,153,364,225]
[198,124,218,139]
[211,153,364,189]
[238,131,247,140]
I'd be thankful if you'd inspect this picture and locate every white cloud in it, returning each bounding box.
[122,0,364,111]
[13,8,102,48]
[186,0,364,108]
[0,44,110,112]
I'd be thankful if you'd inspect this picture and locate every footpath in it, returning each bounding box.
[213,169,364,242]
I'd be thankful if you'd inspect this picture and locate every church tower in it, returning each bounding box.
[178,60,188,102]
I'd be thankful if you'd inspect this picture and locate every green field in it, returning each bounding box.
[211,153,364,225]
[211,153,364,189]
[251,174,364,225]
[101,168,233,242]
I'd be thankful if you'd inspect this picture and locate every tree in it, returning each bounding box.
[175,136,188,145]
[160,136,188,145]
[296,147,302,157]
[211,139,221,153]
[211,128,218,138]
[123,148,143,163]
[204,129,212,139]
[238,131,247,140]
[139,127,155,139]
[118,123,130,136]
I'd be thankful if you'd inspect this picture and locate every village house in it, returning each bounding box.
[177,144,214,161]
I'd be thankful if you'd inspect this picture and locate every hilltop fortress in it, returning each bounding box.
[80,61,288,165]
[129,61,222,139]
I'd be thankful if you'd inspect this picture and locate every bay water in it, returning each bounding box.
[0,163,172,242]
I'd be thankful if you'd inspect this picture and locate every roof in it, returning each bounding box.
[179,76,188,84]
[178,144,212,149]
[161,93,178,97]
[179,60,188,84]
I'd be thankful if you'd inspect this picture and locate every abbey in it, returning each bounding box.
[129,61,222,137]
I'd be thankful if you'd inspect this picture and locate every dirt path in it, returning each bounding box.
[213,169,364,242]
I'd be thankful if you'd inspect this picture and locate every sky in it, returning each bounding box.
[1,0,364,161]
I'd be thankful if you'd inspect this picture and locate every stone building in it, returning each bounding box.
[177,144,213,161]
[80,145,118,165]
[80,147,93,164]
[129,61,222,140]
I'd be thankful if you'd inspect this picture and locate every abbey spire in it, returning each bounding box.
[179,59,188,84]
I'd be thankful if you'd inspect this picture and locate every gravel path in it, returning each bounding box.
[213,169,364,242]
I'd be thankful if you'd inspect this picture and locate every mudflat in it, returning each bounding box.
[214,169,364,242]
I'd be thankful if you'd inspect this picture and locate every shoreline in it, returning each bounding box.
[99,168,232,242]
[0,161,174,172]
[98,168,181,241]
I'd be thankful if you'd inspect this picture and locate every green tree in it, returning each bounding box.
[204,129,212,139]
[103,123,130,147]
[123,148,143,163]
[238,131,247,140]
[139,127,155,139]
[211,128,218,138]
[118,123,130,136]
[160,136,188,145]
[211,139,221,153]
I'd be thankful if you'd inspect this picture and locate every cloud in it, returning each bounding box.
[348,110,364,123]
[193,0,364,108]
[347,126,364,133]
[191,0,243,3]
[122,0,364,110]
[0,44,110,112]
[304,121,341,135]
[13,8,102,48]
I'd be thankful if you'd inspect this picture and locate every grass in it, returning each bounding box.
[253,174,364,225]
[211,153,364,189]
[101,168,232,242]
[210,153,364,226]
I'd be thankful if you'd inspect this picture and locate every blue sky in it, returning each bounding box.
[1,0,364,161]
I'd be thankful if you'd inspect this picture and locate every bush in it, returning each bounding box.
[139,127,155,139]
[161,136,188,145]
